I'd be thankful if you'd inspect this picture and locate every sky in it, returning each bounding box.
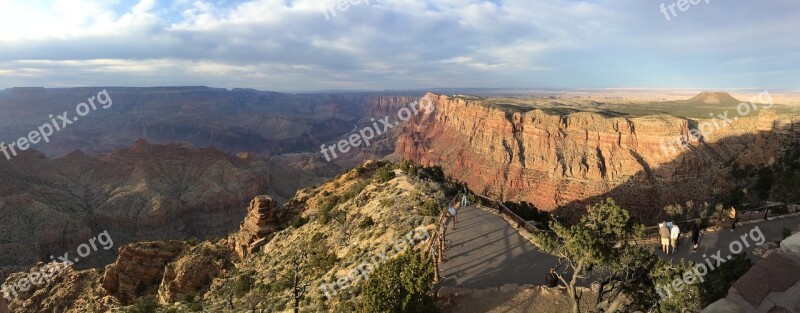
[0,0,798,91]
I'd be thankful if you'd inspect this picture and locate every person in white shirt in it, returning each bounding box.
[670,224,680,254]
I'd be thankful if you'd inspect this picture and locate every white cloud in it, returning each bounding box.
[0,0,797,90]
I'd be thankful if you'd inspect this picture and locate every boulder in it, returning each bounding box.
[780,232,800,255]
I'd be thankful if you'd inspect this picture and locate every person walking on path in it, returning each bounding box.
[659,222,670,254]
[670,223,680,254]
[691,222,700,253]
[461,194,468,207]
[728,207,738,231]
[450,203,462,229]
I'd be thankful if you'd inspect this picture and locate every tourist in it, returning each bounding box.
[451,203,461,229]
[659,222,670,254]
[461,193,468,206]
[545,267,559,287]
[691,222,700,253]
[728,207,738,231]
[670,223,680,254]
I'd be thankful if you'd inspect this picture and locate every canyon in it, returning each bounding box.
[0,87,417,166]
[2,160,448,312]
[0,87,420,282]
[0,140,318,278]
[3,87,800,312]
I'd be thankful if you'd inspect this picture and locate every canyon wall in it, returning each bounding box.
[0,141,317,279]
[395,93,800,219]
[0,87,421,158]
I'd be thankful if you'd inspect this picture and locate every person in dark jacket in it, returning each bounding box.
[691,222,700,253]
[546,267,559,287]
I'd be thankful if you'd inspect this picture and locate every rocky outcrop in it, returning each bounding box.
[102,241,186,305]
[158,242,231,304]
[232,195,288,259]
[396,93,800,219]
[0,271,8,313]
[2,264,117,313]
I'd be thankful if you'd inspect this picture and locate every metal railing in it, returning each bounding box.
[640,202,800,242]
[474,194,550,234]
[473,194,800,243]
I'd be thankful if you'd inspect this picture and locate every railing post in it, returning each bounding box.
[433,230,440,283]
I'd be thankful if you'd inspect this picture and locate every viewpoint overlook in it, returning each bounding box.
[2,1,799,312]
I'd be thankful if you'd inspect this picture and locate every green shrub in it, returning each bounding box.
[181,294,195,303]
[234,274,254,298]
[318,213,330,225]
[698,253,752,306]
[128,296,160,313]
[318,196,340,225]
[722,189,745,208]
[290,215,309,228]
[359,216,375,229]
[399,160,419,177]
[379,198,395,208]
[753,167,775,200]
[503,201,551,229]
[357,250,438,313]
[307,233,338,271]
[373,165,396,183]
[418,166,446,183]
[342,181,368,202]
[267,279,291,293]
[420,199,440,216]
[188,302,203,312]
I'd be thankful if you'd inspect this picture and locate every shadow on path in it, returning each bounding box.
[441,205,559,289]
[441,205,800,290]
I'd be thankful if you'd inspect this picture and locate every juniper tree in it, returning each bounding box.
[357,249,438,313]
[535,198,647,313]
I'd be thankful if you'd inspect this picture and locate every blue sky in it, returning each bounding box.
[0,0,797,91]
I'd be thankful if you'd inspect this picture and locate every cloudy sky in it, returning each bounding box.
[0,0,797,91]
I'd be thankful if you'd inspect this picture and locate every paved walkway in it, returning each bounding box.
[441,205,559,288]
[441,205,800,289]
[650,215,800,263]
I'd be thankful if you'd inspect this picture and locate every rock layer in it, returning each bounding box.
[395,93,800,219]
[232,195,289,259]
[0,141,316,281]
[157,242,230,304]
[102,241,187,305]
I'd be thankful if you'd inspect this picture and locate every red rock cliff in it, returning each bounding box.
[395,93,800,219]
